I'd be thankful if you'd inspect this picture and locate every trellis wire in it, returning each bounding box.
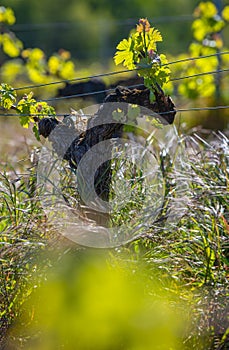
[39,68,229,103]
[0,52,228,118]
[12,16,194,32]
[13,51,229,92]
[0,105,229,118]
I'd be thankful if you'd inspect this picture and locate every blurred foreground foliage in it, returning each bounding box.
[8,254,191,350]
[1,131,229,349]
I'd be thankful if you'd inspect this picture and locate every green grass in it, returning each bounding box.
[0,129,228,349]
[0,166,52,341]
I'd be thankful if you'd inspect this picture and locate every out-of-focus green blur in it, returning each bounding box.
[0,0,205,61]
[1,1,229,132]
[9,252,193,350]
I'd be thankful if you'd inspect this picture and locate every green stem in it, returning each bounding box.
[142,28,148,58]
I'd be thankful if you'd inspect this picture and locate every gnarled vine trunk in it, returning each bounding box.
[38,86,176,224]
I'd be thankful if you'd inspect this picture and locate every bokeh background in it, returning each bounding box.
[1,0,229,60]
[0,0,205,62]
[1,0,229,132]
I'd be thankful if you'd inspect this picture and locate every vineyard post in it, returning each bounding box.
[214,0,223,103]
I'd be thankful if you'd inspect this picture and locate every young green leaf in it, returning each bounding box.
[114,38,135,69]
[0,83,17,109]
[114,18,170,95]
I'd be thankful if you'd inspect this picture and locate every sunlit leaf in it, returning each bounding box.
[195,2,217,18]
[0,6,16,25]
[192,19,207,41]
[114,38,136,69]
[222,6,229,22]
[0,33,23,57]
[148,28,162,43]
[60,61,75,79]
[0,83,17,109]
[0,59,24,83]
[27,67,47,84]
[33,124,41,141]
[48,55,60,75]
[116,38,131,51]
[19,115,31,128]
